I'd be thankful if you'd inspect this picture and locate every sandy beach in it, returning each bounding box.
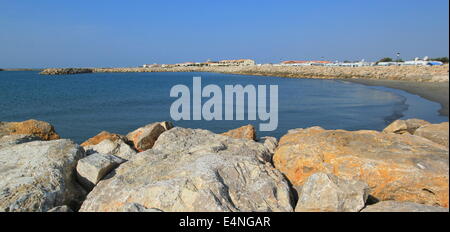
[346,79,449,117]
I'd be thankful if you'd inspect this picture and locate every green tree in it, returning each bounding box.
[378,57,393,63]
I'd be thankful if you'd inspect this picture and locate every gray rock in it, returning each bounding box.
[47,205,73,212]
[259,136,278,154]
[0,134,42,149]
[80,128,293,212]
[0,139,85,212]
[362,201,449,212]
[84,139,136,160]
[76,153,124,190]
[295,173,370,212]
[119,203,163,212]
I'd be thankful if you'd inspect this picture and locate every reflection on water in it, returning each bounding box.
[0,71,447,143]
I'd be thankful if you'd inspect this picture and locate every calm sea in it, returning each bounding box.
[0,71,447,143]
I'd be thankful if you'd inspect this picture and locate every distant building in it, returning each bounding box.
[281,60,332,66]
[219,59,256,66]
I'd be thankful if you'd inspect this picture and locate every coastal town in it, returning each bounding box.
[141,56,447,69]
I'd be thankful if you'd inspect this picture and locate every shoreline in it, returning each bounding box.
[344,79,449,117]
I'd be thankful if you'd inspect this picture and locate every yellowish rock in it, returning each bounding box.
[273,127,449,207]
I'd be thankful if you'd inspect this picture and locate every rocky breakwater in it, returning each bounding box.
[40,68,93,75]
[274,119,449,208]
[1,119,449,212]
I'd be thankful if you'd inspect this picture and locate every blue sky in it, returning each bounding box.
[0,0,448,68]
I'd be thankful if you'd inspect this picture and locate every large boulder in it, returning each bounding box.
[273,127,449,207]
[0,134,42,149]
[383,119,430,135]
[222,125,256,141]
[414,122,449,148]
[80,131,127,147]
[83,138,136,160]
[295,173,369,212]
[0,119,60,140]
[259,136,278,155]
[0,139,85,212]
[361,201,449,212]
[126,122,171,152]
[76,153,124,190]
[80,128,293,212]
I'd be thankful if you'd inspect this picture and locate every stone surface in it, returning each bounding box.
[47,205,73,212]
[84,139,136,160]
[222,125,256,141]
[383,119,430,135]
[80,128,292,212]
[76,153,124,190]
[160,121,174,131]
[80,131,127,147]
[0,139,85,212]
[119,203,164,212]
[0,119,60,140]
[0,134,42,149]
[126,122,168,152]
[259,136,278,154]
[361,201,449,212]
[273,127,449,207]
[295,173,369,212]
[414,122,449,148]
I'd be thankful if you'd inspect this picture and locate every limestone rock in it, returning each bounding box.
[119,203,163,212]
[414,122,449,148]
[126,122,168,152]
[47,205,73,212]
[0,134,42,149]
[84,138,136,160]
[80,131,127,147]
[222,125,256,141]
[383,119,430,134]
[0,139,85,212]
[80,128,292,212]
[295,173,369,212]
[273,127,449,207]
[160,121,174,131]
[362,201,449,212]
[259,136,278,155]
[0,119,60,140]
[76,153,124,190]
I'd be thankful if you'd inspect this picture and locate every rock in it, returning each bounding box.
[40,68,93,75]
[84,138,136,160]
[383,119,430,135]
[126,122,168,152]
[119,203,163,212]
[80,128,292,212]
[0,119,60,140]
[222,125,256,141]
[160,121,174,131]
[295,173,369,212]
[76,153,124,190]
[0,134,42,149]
[414,122,449,148]
[47,205,73,212]
[0,139,85,212]
[80,131,127,147]
[273,127,449,207]
[361,201,449,212]
[259,136,278,154]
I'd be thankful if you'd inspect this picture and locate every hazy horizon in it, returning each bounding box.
[1,0,449,68]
